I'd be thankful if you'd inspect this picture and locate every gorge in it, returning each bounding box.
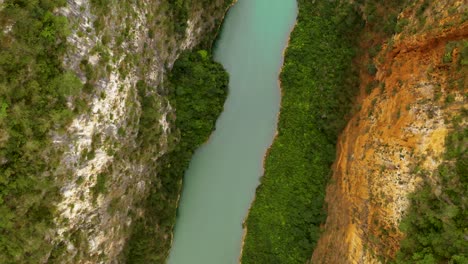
[0,0,466,263]
[168,0,297,263]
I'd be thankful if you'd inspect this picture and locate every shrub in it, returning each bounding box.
[367,63,378,75]
[395,18,409,33]
[394,129,467,263]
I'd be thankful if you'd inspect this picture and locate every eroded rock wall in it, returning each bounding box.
[312,1,467,263]
[47,0,230,262]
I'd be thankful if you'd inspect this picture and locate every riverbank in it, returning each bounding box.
[123,3,232,261]
[167,0,297,263]
[240,1,363,263]
[238,16,298,263]
[168,0,238,249]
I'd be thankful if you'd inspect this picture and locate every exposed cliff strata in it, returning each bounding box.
[24,0,227,263]
[312,1,467,263]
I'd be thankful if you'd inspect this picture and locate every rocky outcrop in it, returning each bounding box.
[47,0,229,262]
[312,1,467,263]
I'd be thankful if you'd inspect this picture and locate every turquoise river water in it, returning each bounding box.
[168,0,297,263]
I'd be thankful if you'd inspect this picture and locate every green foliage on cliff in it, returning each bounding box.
[394,124,468,264]
[0,1,81,262]
[241,1,362,263]
[90,0,191,36]
[124,50,228,263]
[357,0,409,36]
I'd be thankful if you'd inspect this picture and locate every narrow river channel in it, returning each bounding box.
[167,0,297,263]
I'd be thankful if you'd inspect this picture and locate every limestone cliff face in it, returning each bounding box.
[45,0,229,262]
[312,1,467,263]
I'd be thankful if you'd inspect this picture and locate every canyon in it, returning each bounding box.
[0,0,465,263]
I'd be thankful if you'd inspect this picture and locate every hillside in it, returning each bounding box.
[313,0,467,263]
[0,0,230,262]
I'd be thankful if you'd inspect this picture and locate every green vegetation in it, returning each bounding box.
[91,173,107,200]
[0,1,82,262]
[90,0,188,36]
[367,63,378,76]
[358,0,410,36]
[460,41,468,66]
[443,41,468,67]
[241,1,363,263]
[394,123,467,263]
[124,50,228,263]
[443,42,457,63]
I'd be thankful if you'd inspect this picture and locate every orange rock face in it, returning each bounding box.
[311,1,467,263]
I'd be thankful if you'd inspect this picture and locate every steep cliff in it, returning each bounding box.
[0,0,230,263]
[312,0,467,263]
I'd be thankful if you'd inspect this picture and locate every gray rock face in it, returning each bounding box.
[47,0,229,262]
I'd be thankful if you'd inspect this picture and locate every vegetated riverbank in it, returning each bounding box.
[241,0,363,263]
[123,50,229,263]
[239,16,297,262]
[122,0,235,260]
[168,0,297,262]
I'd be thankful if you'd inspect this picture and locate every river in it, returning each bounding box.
[167,0,297,263]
